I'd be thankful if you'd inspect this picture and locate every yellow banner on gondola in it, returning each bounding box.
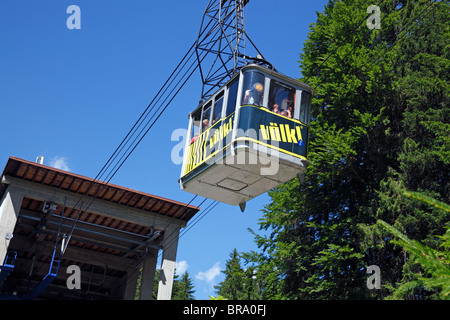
[237,105,309,158]
[184,114,234,175]
[182,105,309,178]
[259,123,303,144]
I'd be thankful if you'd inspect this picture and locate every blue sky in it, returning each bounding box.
[0,0,329,299]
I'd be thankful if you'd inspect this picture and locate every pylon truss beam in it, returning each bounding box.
[195,0,266,102]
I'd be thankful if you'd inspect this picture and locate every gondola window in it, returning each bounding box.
[226,79,239,117]
[268,79,296,119]
[190,109,202,144]
[212,90,224,125]
[242,70,265,107]
[300,91,311,125]
[201,101,212,132]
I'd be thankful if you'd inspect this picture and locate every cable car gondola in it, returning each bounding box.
[179,64,313,210]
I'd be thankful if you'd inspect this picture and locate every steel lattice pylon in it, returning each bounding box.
[195,0,271,102]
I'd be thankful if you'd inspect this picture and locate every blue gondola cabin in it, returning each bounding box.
[179,64,313,210]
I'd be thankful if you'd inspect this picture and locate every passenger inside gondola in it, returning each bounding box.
[269,79,296,119]
[242,70,265,107]
[271,103,281,114]
[243,82,264,106]
[190,133,199,144]
[202,103,211,131]
[190,109,201,144]
[280,106,293,118]
[202,119,210,131]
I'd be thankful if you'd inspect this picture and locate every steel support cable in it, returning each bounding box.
[93,41,197,183]
[154,199,218,264]
[104,37,225,292]
[156,198,211,259]
[111,199,218,299]
[108,197,209,298]
[99,27,228,187]
[95,13,219,183]
[63,56,202,247]
[60,25,218,222]
[52,30,224,290]
[177,201,219,243]
[96,16,226,187]
[94,11,219,185]
[34,40,208,284]
[59,19,228,257]
[41,44,201,258]
[99,53,200,185]
[165,197,208,238]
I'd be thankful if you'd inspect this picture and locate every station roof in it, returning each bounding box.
[1,156,199,223]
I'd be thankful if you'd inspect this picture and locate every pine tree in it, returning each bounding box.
[243,0,395,300]
[360,0,449,299]
[150,269,196,300]
[215,249,248,300]
[172,271,196,300]
[377,190,450,300]
[243,0,449,300]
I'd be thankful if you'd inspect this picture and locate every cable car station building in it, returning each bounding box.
[0,156,199,300]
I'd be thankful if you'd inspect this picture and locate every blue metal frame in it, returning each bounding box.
[0,251,17,286]
[27,249,61,300]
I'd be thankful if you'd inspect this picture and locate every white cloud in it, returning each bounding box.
[176,260,189,275]
[49,156,71,172]
[195,262,221,283]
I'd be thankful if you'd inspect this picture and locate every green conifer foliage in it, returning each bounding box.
[237,0,449,300]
